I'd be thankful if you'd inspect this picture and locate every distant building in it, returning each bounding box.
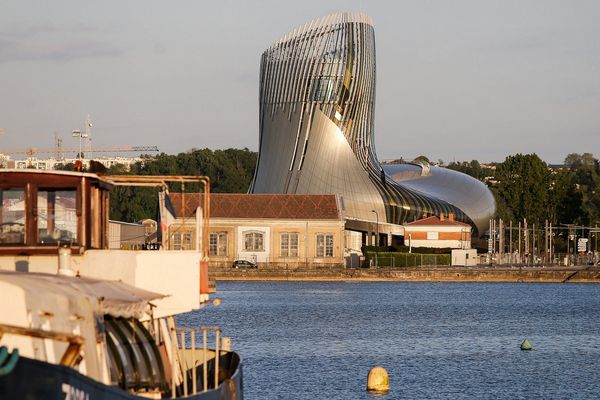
[404,213,472,249]
[249,12,496,240]
[166,193,346,267]
[0,155,144,171]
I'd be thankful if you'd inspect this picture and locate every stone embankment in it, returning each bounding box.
[212,265,600,283]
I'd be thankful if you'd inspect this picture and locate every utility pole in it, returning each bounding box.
[518,221,522,263]
[499,219,504,263]
[72,114,92,160]
[509,220,513,263]
[544,220,548,263]
[532,222,536,262]
[550,222,554,264]
[524,219,529,264]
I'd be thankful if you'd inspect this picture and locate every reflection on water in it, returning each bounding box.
[178,282,600,400]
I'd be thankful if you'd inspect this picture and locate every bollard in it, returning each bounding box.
[367,366,389,393]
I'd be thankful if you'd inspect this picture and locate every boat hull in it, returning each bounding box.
[0,355,243,400]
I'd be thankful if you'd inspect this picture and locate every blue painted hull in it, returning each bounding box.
[0,355,243,400]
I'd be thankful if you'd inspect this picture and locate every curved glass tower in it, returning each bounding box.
[250,12,495,235]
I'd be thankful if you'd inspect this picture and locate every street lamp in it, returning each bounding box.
[72,129,88,160]
[371,209,379,267]
[370,209,378,247]
[72,114,92,160]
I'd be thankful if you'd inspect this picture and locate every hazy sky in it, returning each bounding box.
[1,1,599,163]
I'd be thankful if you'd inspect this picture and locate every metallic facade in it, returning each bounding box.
[250,13,495,235]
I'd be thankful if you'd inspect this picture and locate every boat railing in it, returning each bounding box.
[171,325,223,398]
[0,323,84,367]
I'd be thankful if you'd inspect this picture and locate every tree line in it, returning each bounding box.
[444,153,599,228]
[57,149,598,230]
[57,148,257,222]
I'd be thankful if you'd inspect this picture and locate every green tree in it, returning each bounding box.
[564,153,600,225]
[547,169,583,225]
[108,148,257,222]
[494,153,549,224]
[412,155,430,165]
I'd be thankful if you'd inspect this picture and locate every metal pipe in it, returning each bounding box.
[214,329,220,389]
[171,328,176,399]
[181,331,187,397]
[203,329,208,392]
[191,330,197,394]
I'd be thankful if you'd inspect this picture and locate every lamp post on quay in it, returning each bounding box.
[371,209,379,267]
[72,129,88,160]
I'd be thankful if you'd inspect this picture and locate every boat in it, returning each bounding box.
[0,168,243,399]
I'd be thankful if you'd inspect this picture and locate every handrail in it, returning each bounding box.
[170,326,222,398]
[104,175,210,255]
[0,323,84,367]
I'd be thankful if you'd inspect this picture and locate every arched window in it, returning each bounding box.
[244,231,264,252]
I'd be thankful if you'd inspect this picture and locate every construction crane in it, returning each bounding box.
[0,145,160,158]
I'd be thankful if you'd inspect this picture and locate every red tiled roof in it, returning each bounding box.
[405,215,471,227]
[169,193,341,220]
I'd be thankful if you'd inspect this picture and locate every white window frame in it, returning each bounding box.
[209,232,228,256]
[244,231,264,252]
[427,231,439,240]
[280,232,299,257]
[316,233,334,257]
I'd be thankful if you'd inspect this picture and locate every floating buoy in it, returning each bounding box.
[520,339,533,351]
[367,366,389,394]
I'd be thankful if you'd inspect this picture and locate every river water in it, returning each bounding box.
[178,282,600,399]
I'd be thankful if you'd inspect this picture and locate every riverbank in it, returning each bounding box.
[213,265,600,283]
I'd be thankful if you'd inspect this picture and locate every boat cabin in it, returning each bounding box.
[0,170,112,254]
[0,169,212,318]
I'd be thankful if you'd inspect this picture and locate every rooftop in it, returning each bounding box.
[405,214,471,228]
[169,193,341,220]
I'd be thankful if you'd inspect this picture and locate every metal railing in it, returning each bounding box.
[483,251,600,266]
[364,253,451,268]
[170,326,221,398]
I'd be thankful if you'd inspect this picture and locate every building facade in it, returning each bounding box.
[404,213,472,249]
[167,193,345,267]
[250,12,495,237]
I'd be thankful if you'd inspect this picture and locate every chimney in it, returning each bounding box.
[448,212,454,222]
[439,212,444,221]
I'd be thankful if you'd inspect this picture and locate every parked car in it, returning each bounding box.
[232,259,258,269]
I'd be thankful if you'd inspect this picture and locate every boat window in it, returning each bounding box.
[37,189,78,244]
[0,188,26,245]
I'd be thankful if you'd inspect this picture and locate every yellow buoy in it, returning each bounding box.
[367,366,389,393]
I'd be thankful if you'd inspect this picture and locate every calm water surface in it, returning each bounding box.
[178,282,600,399]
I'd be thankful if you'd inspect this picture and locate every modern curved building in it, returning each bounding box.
[250,12,495,237]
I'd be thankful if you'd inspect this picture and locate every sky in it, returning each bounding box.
[1,1,599,164]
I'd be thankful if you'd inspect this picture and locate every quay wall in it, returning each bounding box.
[212,265,600,283]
